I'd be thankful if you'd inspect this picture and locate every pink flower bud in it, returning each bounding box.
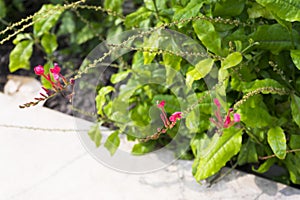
[34,65,44,75]
[233,113,241,122]
[214,98,221,108]
[157,100,165,108]
[50,64,61,74]
[169,112,182,122]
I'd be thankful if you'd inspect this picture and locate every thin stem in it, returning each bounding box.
[259,149,300,160]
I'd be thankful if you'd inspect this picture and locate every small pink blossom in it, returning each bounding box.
[50,63,61,74]
[223,115,231,128]
[169,112,182,122]
[214,98,221,108]
[157,100,165,108]
[233,113,241,122]
[34,65,44,75]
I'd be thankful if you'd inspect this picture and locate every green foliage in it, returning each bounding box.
[267,126,286,159]
[9,40,33,72]
[192,127,242,181]
[3,0,300,186]
[88,123,102,147]
[104,130,120,156]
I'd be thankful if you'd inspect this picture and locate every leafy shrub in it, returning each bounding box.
[2,0,300,185]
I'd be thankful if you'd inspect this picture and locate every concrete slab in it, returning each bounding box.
[1,91,300,200]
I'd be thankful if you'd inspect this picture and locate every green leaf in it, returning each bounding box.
[240,78,285,93]
[193,19,224,56]
[0,0,7,18]
[96,86,115,116]
[185,110,199,133]
[291,50,300,70]
[111,70,131,84]
[33,4,63,37]
[58,11,75,34]
[75,24,96,45]
[221,52,243,69]
[193,127,242,181]
[124,7,152,28]
[131,141,155,155]
[173,0,203,28]
[237,95,274,128]
[256,0,300,22]
[285,153,300,184]
[12,33,32,44]
[252,158,276,173]
[104,131,120,156]
[88,123,102,147]
[9,40,33,72]
[213,0,245,17]
[237,138,258,165]
[291,94,300,127]
[41,32,58,54]
[104,0,123,14]
[186,58,214,87]
[267,126,286,159]
[250,24,299,54]
[247,2,274,19]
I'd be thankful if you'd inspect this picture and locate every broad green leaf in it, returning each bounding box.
[185,110,199,133]
[291,50,300,70]
[104,131,120,156]
[132,141,156,155]
[163,53,182,85]
[267,126,286,159]
[33,4,63,37]
[252,158,276,173]
[221,52,243,69]
[88,123,102,147]
[291,94,300,127]
[186,58,214,87]
[144,0,168,11]
[104,0,123,14]
[239,78,285,93]
[96,86,115,116]
[247,2,274,19]
[58,11,75,34]
[9,40,33,72]
[237,138,258,165]
[75,24,96,45]
[250,24,299,54]
[111,70,131,84]
[285,154,300,184]
[256,0,300,22]
[289,134,300,157]
[194,127,242,181]
[193,19,224,56]
[0,0,7,18]
[12,33,32,44]
[213,0,245,17]
[237,95,274,128]
[124,7,151,28]
[41,32,58,54]
[289,134,300,150]
[173,0,203,28]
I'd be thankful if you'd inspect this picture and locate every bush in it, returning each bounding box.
[2,0,300,185]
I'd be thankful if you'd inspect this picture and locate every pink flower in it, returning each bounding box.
[214,98,221,108]
[34,65,44,75]
[223,115,231,128]
[157,100,165,108]
[233,113,240,122]
[50,63,61,74]
[169,112,182,122]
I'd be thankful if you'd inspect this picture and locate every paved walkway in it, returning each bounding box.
[1,78,300,200]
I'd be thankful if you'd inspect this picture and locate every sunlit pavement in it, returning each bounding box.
[0,78,300,200]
